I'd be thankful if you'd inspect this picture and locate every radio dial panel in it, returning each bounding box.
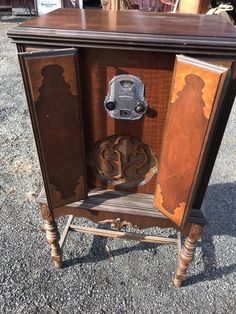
[104,74,148,120]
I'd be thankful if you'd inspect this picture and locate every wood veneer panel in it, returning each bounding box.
[79,48,175,194]
[19,48,87,209]
[37,188,191,235]
[18,9,236,39]
[8,9,236,56]
[154,55,230,227]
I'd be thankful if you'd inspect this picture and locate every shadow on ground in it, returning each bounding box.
[187,181,236,286]
[62,181,236,286]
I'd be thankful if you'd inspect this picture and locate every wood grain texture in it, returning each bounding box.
[69,225,179,245]
[7,9,236,55]
[79,48,174,194]
[44,218,62,268]
[173,223,203,287]
[40,204,62,268]
[9,9,236,286]
[37,188,192,235]
[19,49,87,209]
[17,8,236,38]
[98,218,134,230]
[154,55,230,227]
[88,135,158,189]
[191,61,236,209]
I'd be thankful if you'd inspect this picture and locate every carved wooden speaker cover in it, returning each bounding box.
[88,135,158,188]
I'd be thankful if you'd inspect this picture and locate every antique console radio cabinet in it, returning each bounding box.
[8,9,236,287]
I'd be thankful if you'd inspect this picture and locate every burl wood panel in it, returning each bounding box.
[19,49,87,209]
[154,55,230,227]
[79,48,175,194]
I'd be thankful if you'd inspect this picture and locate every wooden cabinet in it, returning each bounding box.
[19,48,87,208]
[8,8,236,287]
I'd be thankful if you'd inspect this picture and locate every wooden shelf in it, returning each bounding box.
[37,188,205,235]
[37,188,168,219]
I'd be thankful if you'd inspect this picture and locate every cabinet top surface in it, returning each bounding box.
[8,9,236,52]
[16,8,236,38]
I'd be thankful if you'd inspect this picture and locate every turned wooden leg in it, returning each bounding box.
[173,223,203,288]
[40,204,62,268]
[44,219,62,268]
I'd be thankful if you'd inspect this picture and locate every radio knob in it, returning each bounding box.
[135,102,146,113]
[105,101,116,111]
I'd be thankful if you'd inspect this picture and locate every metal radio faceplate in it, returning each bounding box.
[104,74,148,120]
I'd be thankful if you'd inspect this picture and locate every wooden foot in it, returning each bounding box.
[40,204,63,268]
[173,224,203,288]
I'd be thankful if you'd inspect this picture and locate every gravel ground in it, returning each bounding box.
[0,20,236,314]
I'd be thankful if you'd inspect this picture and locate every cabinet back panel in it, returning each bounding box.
[79,48,175,194]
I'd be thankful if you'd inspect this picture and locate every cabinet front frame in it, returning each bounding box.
[16,42,236,228]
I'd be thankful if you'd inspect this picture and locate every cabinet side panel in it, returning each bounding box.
[154,55,230,227]
[19,49,87,209]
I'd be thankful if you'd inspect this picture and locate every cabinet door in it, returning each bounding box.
[154,55,231,227]
[19,48,87,209]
